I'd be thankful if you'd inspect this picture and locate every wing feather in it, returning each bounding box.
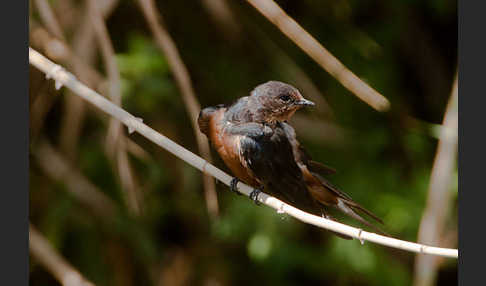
[237,123,322,215]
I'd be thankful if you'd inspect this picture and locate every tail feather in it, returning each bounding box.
[336,199,389,236]
[308,171,388,236]
[342,198,384,225]
[311,171,385,230]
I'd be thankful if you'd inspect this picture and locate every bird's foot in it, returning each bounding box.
[230,177,242,195]
[249,188,262,206]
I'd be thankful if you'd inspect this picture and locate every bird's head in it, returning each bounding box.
[250,81,314,123]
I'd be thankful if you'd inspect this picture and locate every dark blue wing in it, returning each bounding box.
[234,123,321,215]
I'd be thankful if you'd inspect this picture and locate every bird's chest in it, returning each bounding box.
[209,115,260,186]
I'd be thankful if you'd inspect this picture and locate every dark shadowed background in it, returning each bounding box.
[29,0,457,285]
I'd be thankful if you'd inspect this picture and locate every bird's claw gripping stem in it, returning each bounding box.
[249,188,262,205]
[230,177,242,195]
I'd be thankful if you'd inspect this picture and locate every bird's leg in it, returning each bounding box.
[321,208,331,219]
[249,188,263,206]
[230,177,242,195]
[321,208,336,221]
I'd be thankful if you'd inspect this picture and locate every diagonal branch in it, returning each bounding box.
[29,23,104,91]
[32,0,93,161]
[31,0,118,161]
[30,23,151,164]
[251,24,335,118]
[199,0,335,117]
[136,0,219,220]
[30,224,95,286]
[29,47,458,258]
[245,0,390,112]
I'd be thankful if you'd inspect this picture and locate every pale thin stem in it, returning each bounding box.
[30,224,95,286]
[200,0,241,38]
[29,47,458,258]
[255,27,335,118]
[30,78,57,141]
[137,0,219,219]
[34,139,117,218]
[199,0,335,118]
[88,0,142,215]
[58,0,119,160]
[30,21,149,162]
[30,24,103,85]
[32,0,90,161]
[413,71,458,286]
[126,138,153,162]
[33,0,65,40]
[31,0,113,161]
[51,0,79,32]
[245,0,390,112]
[202,0,334,118]
[87,0,121,106]
[32,0,142,213]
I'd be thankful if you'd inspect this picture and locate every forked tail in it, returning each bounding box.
[335,198,389,236]
[311,172,388,236]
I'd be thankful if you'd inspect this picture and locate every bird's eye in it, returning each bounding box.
[279,94,292,102]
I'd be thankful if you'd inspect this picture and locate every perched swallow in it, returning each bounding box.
[198,81,384,238]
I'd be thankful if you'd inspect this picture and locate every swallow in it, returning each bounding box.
[198,81,385,238]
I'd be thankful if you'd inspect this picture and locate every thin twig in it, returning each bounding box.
[32,0,93,158]
[75,0,119,56]
[51,0,79,31]
[30,24,104,87]
[59,0,119,160]
[87,0,122,143]
[32,0,103,161]
[32,0,94,161]
[126,138,153,162]
[413,71,458,286]
[252,25,335,118]
[88,0,142,215]
[34,139,117,218]
[30,224,95,286]
[29,47,458,258]
[201,0,241,38]
[29,74,57,141]
[245,0,390,112]
[30,22,150,162]
[136,0,219,220]
[32,0,142,211]
[200,0,334,118]
[33,0,65,40]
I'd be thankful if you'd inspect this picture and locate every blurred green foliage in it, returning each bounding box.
[30,0,457,285]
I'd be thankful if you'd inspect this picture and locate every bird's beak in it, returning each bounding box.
[295,99,315,107]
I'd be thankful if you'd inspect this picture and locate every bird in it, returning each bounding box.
[198,81,385,238]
